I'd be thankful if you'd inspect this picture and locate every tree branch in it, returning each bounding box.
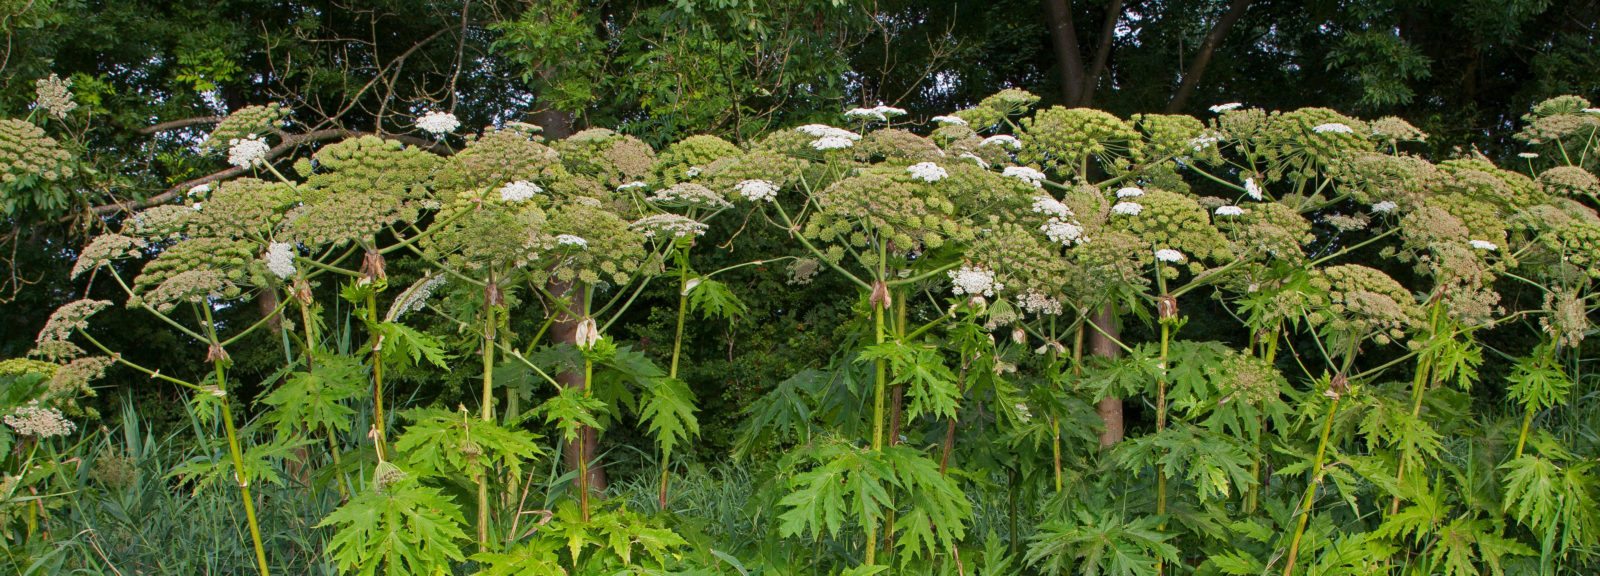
[136,116,225,135]
[1043,0,1086,106]
[1081,0,1123,106]
[1165,0,1251,112]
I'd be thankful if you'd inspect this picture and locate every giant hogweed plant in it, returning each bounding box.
[8,81,1600,576]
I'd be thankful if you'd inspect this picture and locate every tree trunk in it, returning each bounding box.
[548,281,607,493]
[1042,0,1086,106]
[1091,305,1124,447]
[1080,0,1123,106]
[1165,0,1252,112]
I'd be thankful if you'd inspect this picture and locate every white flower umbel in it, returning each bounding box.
[1214,205,1245,216]
[870,105,907,118]
[264,242,296,279]
[1041,219,1086,245]
[1244,178,1263,201]
[906,162,948,183]
[387,274,446,321]
[499,180,543,203]
[1371,201,1398,214]
[4,402,75,438]
[980,135,1021,149]
[1517,152,1539,159]
[736,179,779,202]
[1003,166,1046,187]
[948,265,1003,297]
[845,108,887,122]
[930,115,967,126]
[1469,240,1499,251]
[187,183,211,198]
[811,136,855,150]
[618,181,649,192]
[959,152,989,168]
[227,135,270,169]
[1312,123,1354,134]
[1209,102,1243,113]
[631,213,709,239]
[1112,202,1143,216]
[1116,187,1144,198]
[1154,248,1186,263]
[1018,291,1064,316]
[416,110,460,135]
[556,234,589,249]
[1031,196,1072,219]
[796,124,860,140]
[1189,134,1220,152]
[1584,108,1600,114]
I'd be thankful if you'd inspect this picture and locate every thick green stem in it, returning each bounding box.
[661,260,690,509]
[578,290,595,523]
[478,298,497,550]
[1283,390,1343,576]
[1391,302,1442,514]
[203,306,271,576]
[366,291,387,461]
[1514,404,1534,459]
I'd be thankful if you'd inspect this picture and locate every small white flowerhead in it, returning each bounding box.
[1041,219,1086,245]
[618,181,649,192]
[227,135,270,169]
[1115,187,1144,198]
[1189,134,1220,152]
[187,183,212,198]
[1209,102,1244,113]
[499,180,543,202]
[1003,166,1046,187]
[811,136,855,150]
[1111,202,1143,216]
[1469,240,1499,251]
[264,242,296,279]
[1312,123,1354,134]
[555,234,589,249]
[959,152,989,168]
[736,179,779,202]
[191,202,204,212]
[685,166,703,178]
[930,115,968,126]
[1032,195,1072,219]
[1154,248,1185,263]
[1244,178,1263,201]
[1517,152,1539,159]
[1371,201,1398,214]
[906,162,948,183]
[871,105,907,118]
[796,124,860,140]
[845,107,887,122]
[980,135,1021,149]
[948,264,1003,297]
[1584,108,1600,114]
[416,110,460,135]
[1214,205,1244,216]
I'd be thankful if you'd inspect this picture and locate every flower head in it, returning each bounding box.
[980,135,1021,149]
[1469,239,1499,251]
[1209,102,1244,113]
[844,108,887,122]
[1371,201,1398,214]
[1041,219,1086,245]
[416,110,460,135]
[811,136,855,150]
[618,181,649,192]
[1312,123,1354,134]
[931,115,968,126]
[735,179,779,202]
[226,135,270,169]
[630,213,708,239]
[1517,152,1539,159]
[499,180,543,203]
[1154,248,1186,263]
[959,152,989,168]
[1003,166,1046,186]
[796,124,860,140]
[187,183,211,198]
[34,74,78,119]
[1116,187,1144,198]
[1214,205,1244,216]
[1031,195,1072,219]
[264,242,296,279]
[1112,202,1144,216]
[948,265,1003,297]
[1244,178,1263,201]
[906,162,948,182]
[4,402,75,437]
[555,234,589,249]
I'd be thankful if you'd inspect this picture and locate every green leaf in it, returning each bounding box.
[394,407,543,482]
[377,322,450,370]
[537,386,608,442]
[686,276,748,321]
[319,477,470,576]
[640,376,699,459]
[260,353,365,436]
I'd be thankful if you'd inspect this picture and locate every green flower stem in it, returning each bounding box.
[660,253,691,509]
[293,285,349,500]
[203,305,272,576]
[477,283,498,551]
[1282,387,1342,576]
[1245,321,1282,514]
[578,288,595,523]
[366,291,388,462]
[77,331,205,392]
[768,200,871,291]
[105,268,208,342]
[1391,302,1443,515]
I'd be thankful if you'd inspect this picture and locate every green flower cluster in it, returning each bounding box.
[132,237,256,298]
[1538,166,1600,198]
[1105,188,1232,273]
[802,166,962,266]
[1019,107,1140,177]
[0,118,75,185]
[556,128,656,187]
[188,178,297,239]
[1308,264,1420,346]
[205,104,289,151]
[653,135,740,187]
[853,128,944,164]
[433,127,562,199]
[540,201,649,287]
[286,136,440,246]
